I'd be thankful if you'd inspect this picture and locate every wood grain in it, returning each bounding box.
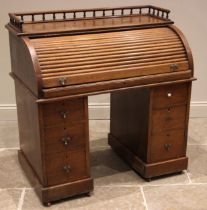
[151,105,187,133]
[25,27,190,88]
[149,129,186,163]
[41,98,85,127]
[151,83,189,109]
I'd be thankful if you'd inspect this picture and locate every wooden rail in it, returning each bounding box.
[9,5,171,31]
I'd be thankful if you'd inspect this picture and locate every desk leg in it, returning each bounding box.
[15,80,93,204]
[109,84,190,179]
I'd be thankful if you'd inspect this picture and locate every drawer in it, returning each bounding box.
[152,83,189,109]
[68,150,89,182]
[45,150,88,186]
[41,98,86,127]
[149,130,186,163]
[45,152,68,186]
[44,122,87,155]
[151,105,187,134]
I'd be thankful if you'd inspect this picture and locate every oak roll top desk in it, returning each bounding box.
[6,5,195,205]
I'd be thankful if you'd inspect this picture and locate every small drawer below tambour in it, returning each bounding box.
[43,122,87,155]
[149,130,186,163]
[151,105,187,134]
[151,83,189,109]
[41,98,86,127]
[45,150,88,186]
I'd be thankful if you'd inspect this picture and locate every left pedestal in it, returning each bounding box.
[14,79,93,205]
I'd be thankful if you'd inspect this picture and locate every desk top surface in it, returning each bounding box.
[22,15,167,35]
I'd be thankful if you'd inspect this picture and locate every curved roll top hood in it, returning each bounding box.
[7,6,195,99]
[30,27,191,90]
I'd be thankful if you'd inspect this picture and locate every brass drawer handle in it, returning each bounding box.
[170,64,178,71]
[62,136,71,146]
[59,77,67,86]
[63,165,71,173]
[164,143,172,151]
[60,111,68,119]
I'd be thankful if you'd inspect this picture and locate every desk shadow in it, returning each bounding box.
[89,138,190,183]
[90,144,131,179]
[89,138,109,148]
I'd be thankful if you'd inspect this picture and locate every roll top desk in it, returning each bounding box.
[6,5,195,205]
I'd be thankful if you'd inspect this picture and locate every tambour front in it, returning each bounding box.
[6,5,195,205]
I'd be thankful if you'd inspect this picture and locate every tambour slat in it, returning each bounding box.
[41,58,187,76]
[36,41,182,57]
[41,57,187,75]
[35,35,178,52]
[39,47,184,61]
[39,49,185,65]
[32,27,172,41]
[42,59,187,77]
[34,34,175,47]
[33,33,177,48]
[36,37,180,55]
[38,43,182,60]
[41,54,186,70]
[32,28,173,45]
[30,27,189,88]
[42,62,189,88]
[33,31,176,43]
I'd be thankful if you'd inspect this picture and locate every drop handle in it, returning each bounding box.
[170,64,178,71]
[164,143,172,151]
[60,111,68,119]
[59,77,67,86]
[61,136,71,146]
[63,165,71,173]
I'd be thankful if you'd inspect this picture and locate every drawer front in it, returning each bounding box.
[68,150,89,182]
[152,83,189,109]
[45,150,88,186]
[42,98,86,127]
[151,105,187,134]
[44,122,87,155]
[45,152,69,186]
[149,130,186,163]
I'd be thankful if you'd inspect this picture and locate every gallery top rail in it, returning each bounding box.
[8,5,171,32]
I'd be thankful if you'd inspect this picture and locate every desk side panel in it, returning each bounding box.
[9,32,39,96]
[14,79,45,184]
[110,88,150,162]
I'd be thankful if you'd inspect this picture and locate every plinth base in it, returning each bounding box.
[108,134,188,179]
[18,150,94,204]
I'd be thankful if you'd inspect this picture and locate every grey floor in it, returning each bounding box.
[0,119,207,210]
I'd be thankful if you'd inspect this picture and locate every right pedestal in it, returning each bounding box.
[109,82,191,179]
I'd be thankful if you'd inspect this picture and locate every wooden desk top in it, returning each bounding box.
[22,15,167,35]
